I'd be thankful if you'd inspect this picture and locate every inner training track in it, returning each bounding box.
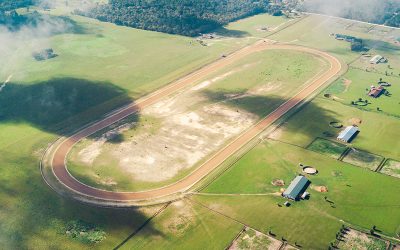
[46,41,342,202]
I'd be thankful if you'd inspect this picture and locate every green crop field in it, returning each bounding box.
[195,140,400,249]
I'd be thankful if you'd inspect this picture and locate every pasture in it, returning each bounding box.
[195,140,400,249]
[269,97,400,160]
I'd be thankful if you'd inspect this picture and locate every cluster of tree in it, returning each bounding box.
[0,0,33,29]
[0,10,44,31]
[0,0,32,11]
[79,0,273,36]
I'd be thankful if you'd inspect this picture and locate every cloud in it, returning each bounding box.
[0,9,73,80]
[299,0,396,23]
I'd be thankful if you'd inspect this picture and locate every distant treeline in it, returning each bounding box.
[79,0,278,36]
[0,0,32,11]
[0,0,33,29]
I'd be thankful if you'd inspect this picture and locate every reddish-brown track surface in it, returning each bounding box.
[49,42,342,202]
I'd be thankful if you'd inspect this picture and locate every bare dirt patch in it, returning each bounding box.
[348,117,362,126]
[381,159,400,178]
[229,227,281,250]
[342,78,352,92]
[162,200,196,235]
[271,179,285,186]
[338,229,388,250]
[312,186,328,192]
[72,69,259,184]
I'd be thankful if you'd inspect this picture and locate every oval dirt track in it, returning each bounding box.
[47,41,343,203]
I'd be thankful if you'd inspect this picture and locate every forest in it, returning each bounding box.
[78,0,274,36]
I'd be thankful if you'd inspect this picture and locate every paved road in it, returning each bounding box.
[49,42,342,202]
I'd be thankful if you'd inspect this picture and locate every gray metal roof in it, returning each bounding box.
[283,176,310,200]
[337,126,359,142]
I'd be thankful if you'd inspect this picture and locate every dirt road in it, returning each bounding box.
[47,42,342,202]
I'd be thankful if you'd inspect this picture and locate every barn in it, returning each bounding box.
[282,176,310,201]
[337,126,359,143]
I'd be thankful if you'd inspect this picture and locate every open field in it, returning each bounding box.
[0,8,291,249]
[67,49,326,192]
[0,9,255,95]
[119,200,243,250]
[196,140,400,249]
[223,14,297,38]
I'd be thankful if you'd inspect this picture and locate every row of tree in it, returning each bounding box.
[78,0,274,36]
[0,0,32,11]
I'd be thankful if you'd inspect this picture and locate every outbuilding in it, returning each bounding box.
[282,176,310,201]
[370,55,386,64]
[368,86,384,98]
[337,126,359,143]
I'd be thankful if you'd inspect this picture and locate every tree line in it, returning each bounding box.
[77,0,275,36]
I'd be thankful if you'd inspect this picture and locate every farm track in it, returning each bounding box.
[44,41,343,204]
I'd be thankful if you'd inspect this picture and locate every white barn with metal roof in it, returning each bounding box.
[337,126,359,143]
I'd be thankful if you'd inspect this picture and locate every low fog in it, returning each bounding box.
[0,0,98,82]
[299,0,399,23]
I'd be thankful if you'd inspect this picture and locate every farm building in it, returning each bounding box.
[282,176,310,201]
[369,55,386,64]
[368,85,384,98]
[337,126,359,143]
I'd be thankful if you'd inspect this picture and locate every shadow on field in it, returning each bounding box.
[363,38,400,51]
[0,77,137,135]
[202,89,339,139]
[215,27,250,38]
[0,77,166,248]
[1,168,164,249]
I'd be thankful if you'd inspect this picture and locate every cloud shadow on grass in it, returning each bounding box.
[0,77,167,248]
[202,89,340,140]
[0,77,138,135]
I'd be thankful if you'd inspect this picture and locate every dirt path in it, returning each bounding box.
[46,41,342,203]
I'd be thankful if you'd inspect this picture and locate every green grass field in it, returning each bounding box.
[120,200,243,250]
[196,140,400,249]
[342,148,384,171]
[307,138,348,159]
[272,97,400,160]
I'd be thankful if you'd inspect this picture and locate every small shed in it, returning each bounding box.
[370,55,385,64]
[282,176,310,201]
[337,126,359,143]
